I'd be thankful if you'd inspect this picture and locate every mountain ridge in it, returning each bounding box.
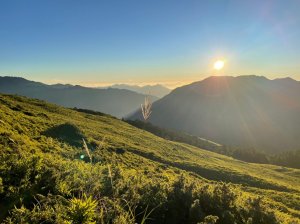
[100,83,171,98]
[0,76,158,118]
[129,75,300,153]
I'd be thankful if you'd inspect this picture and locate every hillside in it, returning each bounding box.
[125,119,222,151]
[0,76,158,118]
[0,94,299,223]
[129,75,300,153]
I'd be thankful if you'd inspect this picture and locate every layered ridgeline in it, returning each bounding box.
[129,75,300,153]
[0,94,300,223]
[107,84,171,98]
[0,76,158,118]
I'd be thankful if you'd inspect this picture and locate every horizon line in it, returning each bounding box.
[1,74,299,89]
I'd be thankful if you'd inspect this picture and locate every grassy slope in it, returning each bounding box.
[0,94,299,223]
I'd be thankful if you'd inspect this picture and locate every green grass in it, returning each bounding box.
[0,94,299,223]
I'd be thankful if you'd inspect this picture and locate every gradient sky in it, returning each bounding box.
[1,0,300,88]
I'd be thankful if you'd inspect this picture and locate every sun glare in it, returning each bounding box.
[214,60,225,70]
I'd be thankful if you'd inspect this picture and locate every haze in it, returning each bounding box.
[1,0,300,87]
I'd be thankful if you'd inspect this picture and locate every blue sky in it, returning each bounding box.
[1,0,300,87]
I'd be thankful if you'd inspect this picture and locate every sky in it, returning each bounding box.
[1,0,300,88]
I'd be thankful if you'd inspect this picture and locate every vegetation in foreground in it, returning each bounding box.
[0,94,300,223]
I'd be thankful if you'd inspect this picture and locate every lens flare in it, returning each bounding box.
[214,60,225,70]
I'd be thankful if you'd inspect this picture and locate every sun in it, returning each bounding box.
[214,60,225,70]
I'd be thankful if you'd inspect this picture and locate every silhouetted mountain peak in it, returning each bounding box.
[274,77,298,84]
[182,75,269,90]
[0,76,158,118]
[0,76,30,84]
[129,75,300,152]
[108,84,171,98]
[275,77,295,81]
[51,83,74,89]
[200,75,269,84]
[0,76,45,87]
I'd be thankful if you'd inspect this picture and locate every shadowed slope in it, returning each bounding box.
[0,94,299,223]
[129,75,300,153]
[0,76,158,118]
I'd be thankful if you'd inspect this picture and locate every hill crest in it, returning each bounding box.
[129,75,300,153]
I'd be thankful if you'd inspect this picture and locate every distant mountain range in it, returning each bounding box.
[101,84,171,98]
[129,75,300,153]
[0,76,158,118]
